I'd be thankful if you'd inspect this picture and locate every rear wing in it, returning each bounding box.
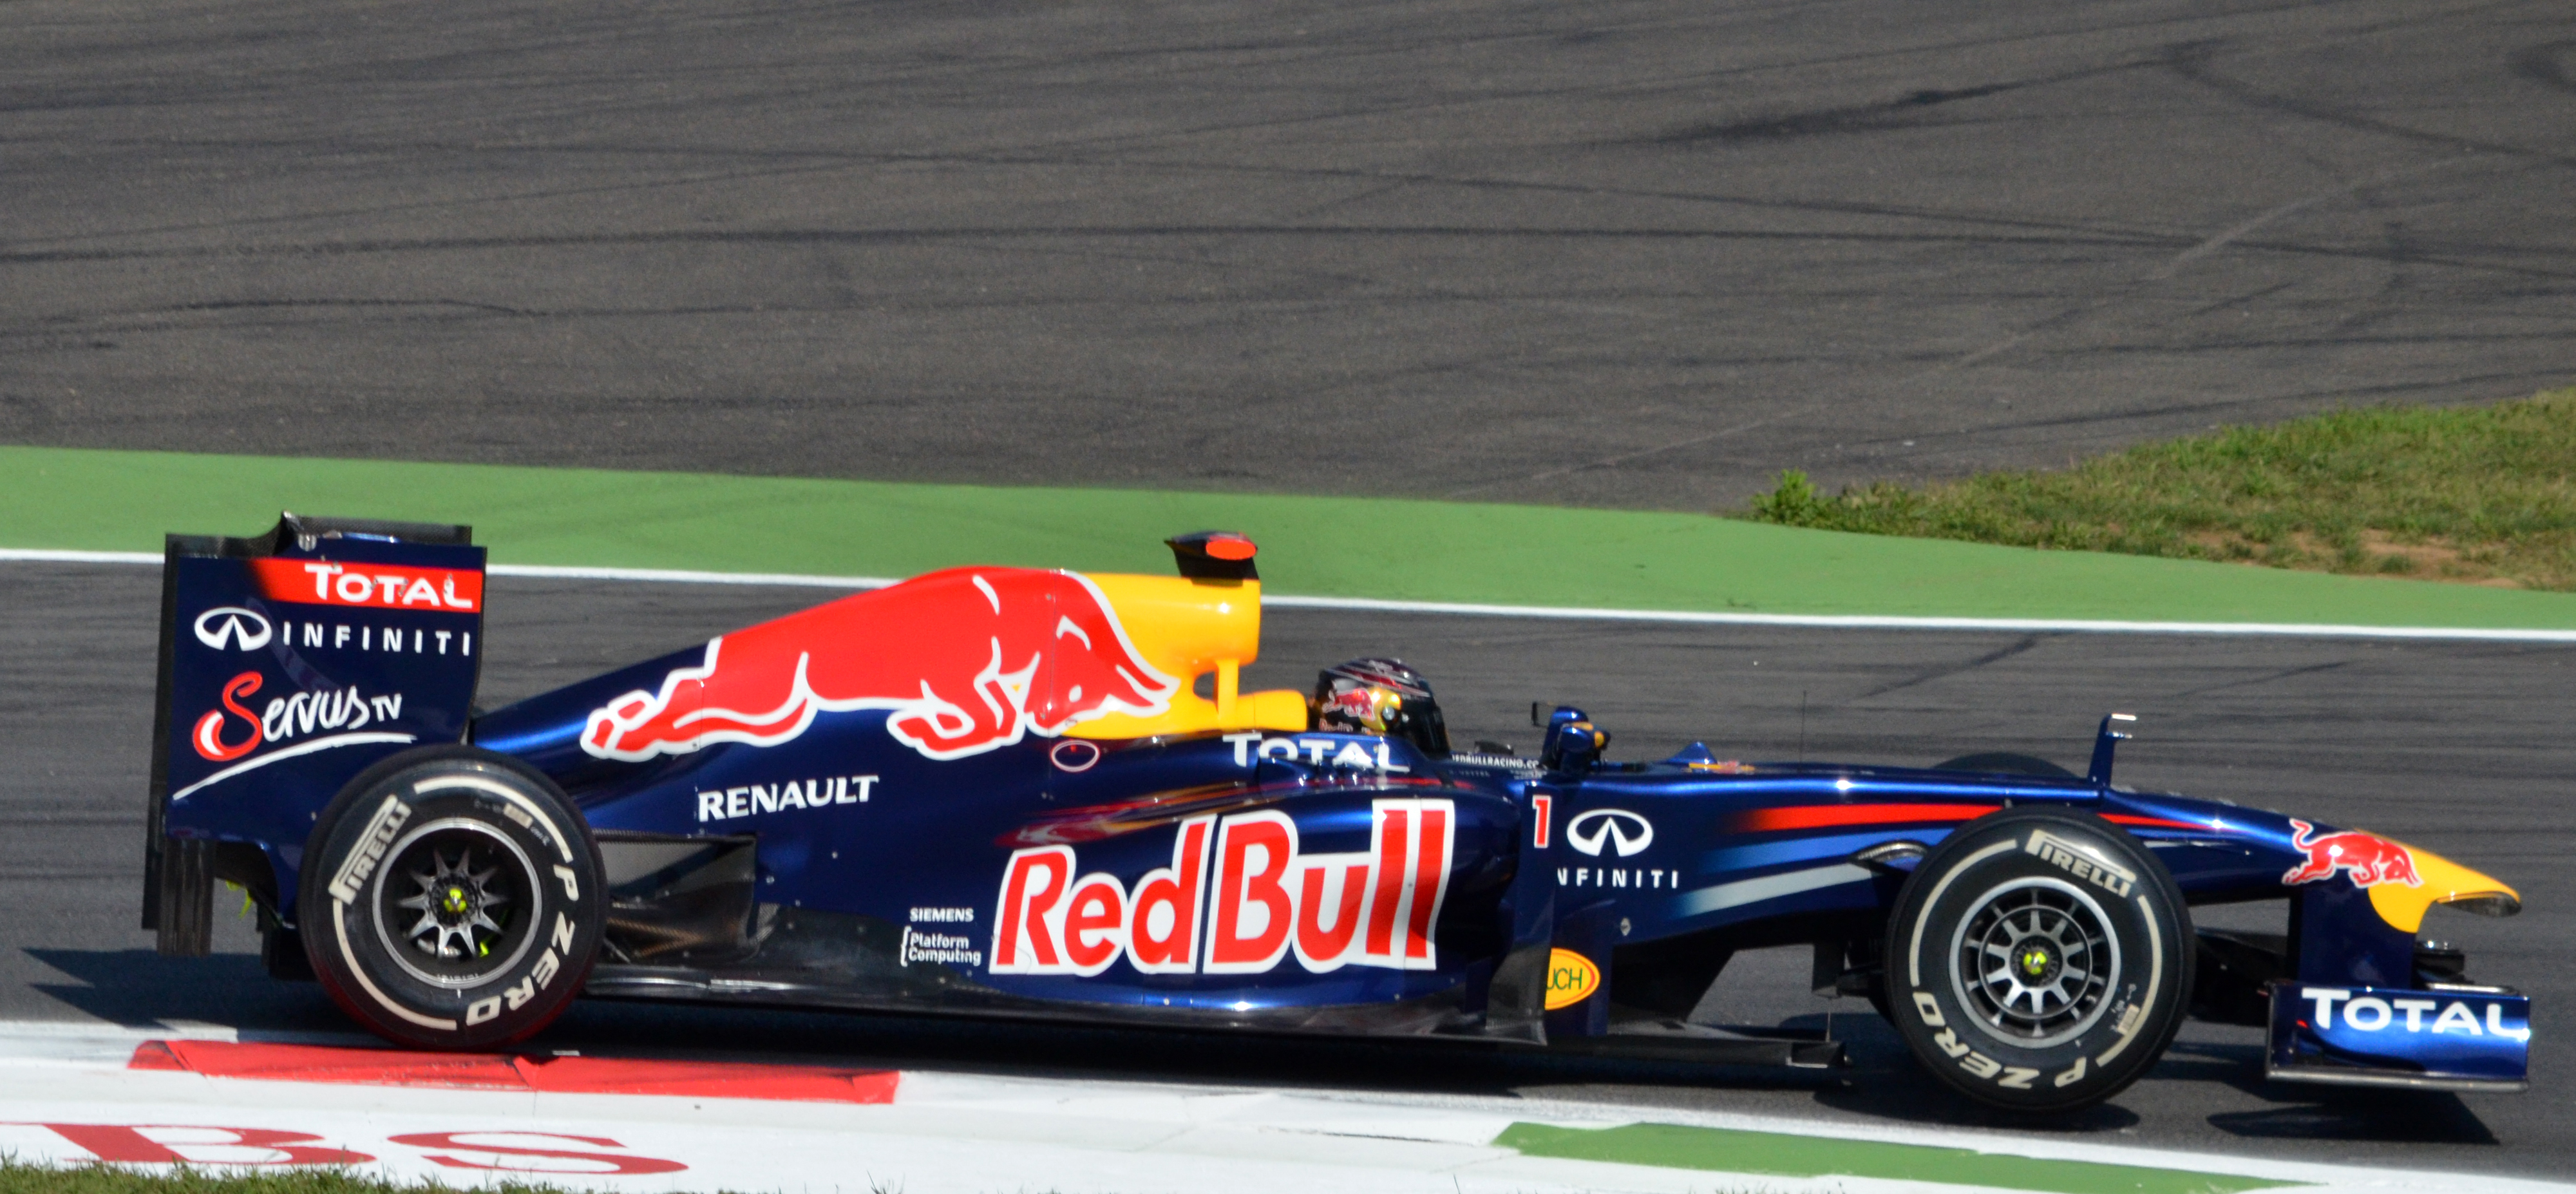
[144,513,486,955]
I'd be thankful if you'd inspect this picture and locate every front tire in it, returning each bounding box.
[1883,808,2192,1113]
[299,748,603,1049]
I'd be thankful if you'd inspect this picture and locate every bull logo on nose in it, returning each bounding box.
[2282,819,2422,889]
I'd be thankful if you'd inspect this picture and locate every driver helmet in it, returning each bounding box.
[1314,658,1450,757]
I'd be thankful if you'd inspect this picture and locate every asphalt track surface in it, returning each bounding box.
[6,564,2570,1177]
[6,0,2574,512]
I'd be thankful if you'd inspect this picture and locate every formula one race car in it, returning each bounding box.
[142,515,2532,1112]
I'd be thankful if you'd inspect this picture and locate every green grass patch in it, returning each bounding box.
[0,1161,540,1194]
[1495,1123,2296,1194]
[7,442,2576,628]
[1746,388,2576,591]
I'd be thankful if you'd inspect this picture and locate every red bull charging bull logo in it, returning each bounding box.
[2282,819,2423,889]
[582,568,1178,763]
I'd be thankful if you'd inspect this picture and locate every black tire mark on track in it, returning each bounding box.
[1650,59,2150,145]
[1855,635,2048,701]
[2512,40,2576,95]
[2161,39,2576,169]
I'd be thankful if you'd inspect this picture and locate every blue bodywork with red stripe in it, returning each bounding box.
[145,518,2528,1095]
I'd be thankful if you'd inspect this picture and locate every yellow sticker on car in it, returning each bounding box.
[1544,948,1600,1010]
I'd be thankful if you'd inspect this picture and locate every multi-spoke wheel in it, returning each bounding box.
[1953,878,2117,1047]
[384,826,529,975]
[1884,808,2192,1113]
[299,747,603,1049]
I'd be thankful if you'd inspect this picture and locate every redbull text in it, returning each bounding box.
[2282,819,2423,888]
[581,569,1177,763]
[989,799,1456,977]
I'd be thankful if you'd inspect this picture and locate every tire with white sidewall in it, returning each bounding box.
[298,746,603,1050]
[1882,807,2192,1113]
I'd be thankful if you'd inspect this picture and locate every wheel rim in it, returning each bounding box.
[1946,876,2121,1047]
[372,817,544,989]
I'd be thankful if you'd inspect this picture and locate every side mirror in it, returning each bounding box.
[1537,706,1605,772]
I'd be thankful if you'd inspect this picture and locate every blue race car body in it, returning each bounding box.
[144,515,2530,1111]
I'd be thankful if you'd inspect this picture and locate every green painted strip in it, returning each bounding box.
[1495,1123,2296,1194]
[6,444,2576,629]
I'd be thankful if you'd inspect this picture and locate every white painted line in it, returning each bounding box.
[10,549,2575,641]
[490,562,898,589]
[0,549,904,588]
[1,548,161,564]
[1262,593,2576,641]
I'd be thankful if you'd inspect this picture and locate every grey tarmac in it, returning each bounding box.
[3,0,2573,509]
[4,564,2568,1175]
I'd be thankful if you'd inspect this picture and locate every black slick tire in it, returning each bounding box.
[1882,807,2192,1113]
[298,746,604,1050]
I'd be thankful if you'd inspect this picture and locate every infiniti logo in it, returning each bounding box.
[192,607,273,652]
[1566,808,1654,857]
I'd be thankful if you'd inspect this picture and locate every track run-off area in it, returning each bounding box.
[6,0,2573,511]
[0,1023,2564,1194]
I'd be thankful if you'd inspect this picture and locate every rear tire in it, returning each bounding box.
[299,747,603,1050]
[1882,807,2191,1113]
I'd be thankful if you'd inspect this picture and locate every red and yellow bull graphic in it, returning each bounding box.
[2282,819,2422,889]
[581,568,1178,763]
[990,799,1455,977]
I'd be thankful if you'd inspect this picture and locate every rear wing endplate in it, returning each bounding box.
[144,513,484,955]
